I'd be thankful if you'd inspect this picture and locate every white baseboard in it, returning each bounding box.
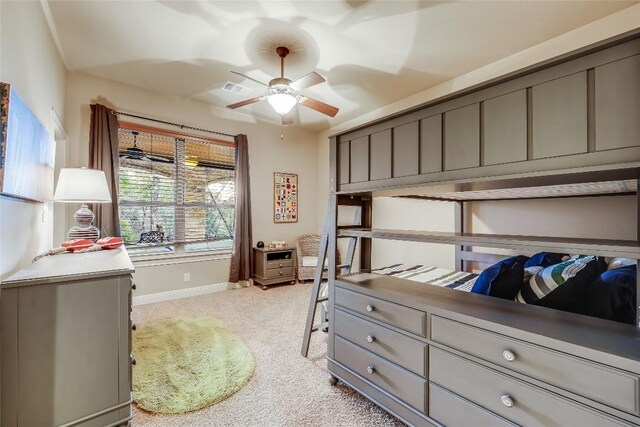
[132,282,240,306]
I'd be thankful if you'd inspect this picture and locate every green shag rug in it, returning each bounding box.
[132,316,255,414]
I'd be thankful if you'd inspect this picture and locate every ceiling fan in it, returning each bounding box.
[119,131,173,164]
[226,46,339,125]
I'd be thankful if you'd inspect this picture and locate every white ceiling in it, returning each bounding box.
[47,0,637,132]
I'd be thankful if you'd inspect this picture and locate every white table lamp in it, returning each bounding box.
[54,167,112,241]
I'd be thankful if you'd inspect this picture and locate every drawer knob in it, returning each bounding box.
[366,335,375,343]
[501,394,514,408]
[132,323,137,331]
[366,365,375,375]
[502,350,516,362]
[279,263,283,267]
[132,283,137,291]
[366,304,374,312]
[131,356,137,366]
[280,271,283,275]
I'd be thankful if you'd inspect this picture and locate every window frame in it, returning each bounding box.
[117,122,236,259]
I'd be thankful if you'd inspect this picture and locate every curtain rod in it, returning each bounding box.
[110,109,236,139]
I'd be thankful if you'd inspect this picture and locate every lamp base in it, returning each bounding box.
[67,204,100,241]
[67,225,100,241]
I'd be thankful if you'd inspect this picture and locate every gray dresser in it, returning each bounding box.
[328,273,640,427]
[1,248,135,427]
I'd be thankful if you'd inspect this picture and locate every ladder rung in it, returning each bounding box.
[311,321,329,332]
[322,264,350,270]
[337,225,362,230]
[337,235,357,239]
[315,297,328,303]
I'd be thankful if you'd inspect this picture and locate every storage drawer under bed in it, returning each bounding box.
[335,286,426,337]
[334,336,427,413]
[429,382,515,427]
[430,347,632,427]
[430,315,640,415]
[335,308,428,377]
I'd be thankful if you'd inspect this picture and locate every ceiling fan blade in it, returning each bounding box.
[226,96,265,109]
[230,71,268,87]
[289,72,326,91]
[299,96,339,117]
[282,113,294,125]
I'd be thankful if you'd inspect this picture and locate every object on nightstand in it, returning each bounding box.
[53,167,112,241]
[268,240,288,249]
[257,241,265,248]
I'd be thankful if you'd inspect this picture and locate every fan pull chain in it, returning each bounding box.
[281,123,284,140]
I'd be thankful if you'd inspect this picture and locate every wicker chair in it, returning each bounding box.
[296,234,341,283]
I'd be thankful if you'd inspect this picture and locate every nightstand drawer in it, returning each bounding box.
[430,348,631,427]
[335,336,427,413]
[431,315,640,415]
[335,309,427,377]
[264,267,293,279]
[335,287,426,337]
[266,259,293,270]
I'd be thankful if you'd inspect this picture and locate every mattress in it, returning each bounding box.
[372,264,478,292]
[319,263,478,303]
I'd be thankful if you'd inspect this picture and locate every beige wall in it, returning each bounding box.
[0,1,67,279]
[65,71,320,295]
[317,6,640,272]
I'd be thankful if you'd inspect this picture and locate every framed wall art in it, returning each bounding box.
[274,172,298,223]
[0,82,55,202]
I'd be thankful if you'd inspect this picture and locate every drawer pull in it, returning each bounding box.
[366,335,375,343]
[279,263,283,267]
[132,323,137,331]
[367,365,376,375]
[132,283,137,291]
[500,394,514,408]
[366,304,374,312]
[131,357,137,366]
[502,350,516,362]
[279,271,283,275]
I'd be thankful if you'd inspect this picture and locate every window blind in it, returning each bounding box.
[117,127,235,251]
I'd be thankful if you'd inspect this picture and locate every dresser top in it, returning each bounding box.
[2,247,134,288]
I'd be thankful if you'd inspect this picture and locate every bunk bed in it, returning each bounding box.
[324,31,640,427]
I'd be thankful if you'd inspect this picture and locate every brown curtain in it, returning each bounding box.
[88,104,121,237]
[229,134,253,284]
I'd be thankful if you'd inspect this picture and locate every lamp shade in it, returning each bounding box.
[267,93,297,115]
[54,168,112,203]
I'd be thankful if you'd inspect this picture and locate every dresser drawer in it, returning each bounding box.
[429,383,515,427]
[335,287,426,337]
[431,315,640,415]
[264,267,293,279]
[335,336,427,413]
[335,309,428,377]
[266,259,293,270]
[430,348,631,427]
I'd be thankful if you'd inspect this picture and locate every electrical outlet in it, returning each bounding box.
[184,272,190,282]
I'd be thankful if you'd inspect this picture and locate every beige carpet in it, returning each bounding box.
[132,282,403,426]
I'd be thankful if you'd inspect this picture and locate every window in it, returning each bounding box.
[117,125,235,254]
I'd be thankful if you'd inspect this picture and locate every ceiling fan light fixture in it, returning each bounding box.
[268,93,297,115]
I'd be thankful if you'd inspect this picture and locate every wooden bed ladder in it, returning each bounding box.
[301,198,365,357]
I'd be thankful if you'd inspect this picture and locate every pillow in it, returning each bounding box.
[471,256,529,300]
[524,252,570,269]
[516,256,608,314]
[584,265,637,324]
[607,257,635,271]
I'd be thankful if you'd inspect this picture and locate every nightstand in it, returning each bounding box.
[253,247,297,290]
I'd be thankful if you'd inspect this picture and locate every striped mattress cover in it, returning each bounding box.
[371,264,478,292]
[319,264,478,301]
